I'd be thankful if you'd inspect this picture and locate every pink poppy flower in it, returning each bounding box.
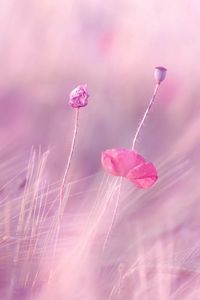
[69,84,89,108]
[101,148,158,189]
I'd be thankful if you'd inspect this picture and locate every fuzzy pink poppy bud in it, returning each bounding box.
[154,66,167,84]
[69,84,89,108]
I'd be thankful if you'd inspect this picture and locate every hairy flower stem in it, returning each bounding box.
[60,108,80,203]
[131,83,160,150]
[103,84,161,251]
[49,108,80,278]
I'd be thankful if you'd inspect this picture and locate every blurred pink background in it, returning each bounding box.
[1,0,200,181]
[1,1,200,299]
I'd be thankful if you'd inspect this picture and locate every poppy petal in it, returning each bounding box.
[101,148,145,177]
[126,162,158,189]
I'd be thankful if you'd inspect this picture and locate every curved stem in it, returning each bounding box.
[60,108,80,201]
[132,83,160,150]
[48,109,80,280]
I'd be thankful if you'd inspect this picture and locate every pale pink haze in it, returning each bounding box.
[154,66,167,84]
[101,148,158,188]
[69,84,89,108]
